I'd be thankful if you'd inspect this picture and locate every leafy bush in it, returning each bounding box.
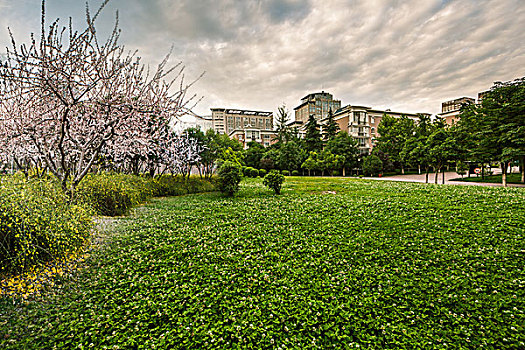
[217,161,243,196]
[152,175,216,197]
[258,169,267,177]
[282,170,290,176]
[332,170,340,176]
[76,173,155,216]
[249,168,259,178]
[291,170,300,176]
[0,177,93,273]
[263,170,285,194]
[362,155,383,176]
[243,167,252,177]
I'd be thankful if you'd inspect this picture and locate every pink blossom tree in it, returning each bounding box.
[0,0,201,195]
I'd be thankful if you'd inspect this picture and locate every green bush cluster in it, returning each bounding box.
[76,173,156,216]
[0,177,93,274]
[243,167,259,178]
[152,175,216,197]
[258,169,267,177]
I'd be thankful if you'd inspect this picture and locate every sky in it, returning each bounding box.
[0,0,524,120]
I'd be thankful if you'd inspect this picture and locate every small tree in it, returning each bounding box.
[456,161,468,178]
[217,161,242,196]
[263,170,285,194]
[324,108,339,141]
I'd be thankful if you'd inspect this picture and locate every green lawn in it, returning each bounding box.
[1,177,524,349]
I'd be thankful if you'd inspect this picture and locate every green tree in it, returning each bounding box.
[458,77,525,186]
[243,141,265,169]
[304,114,323,153]
[277,141,306,173]
[217,161,242,196]
[323,108,339,142]
[325,131,359,176]
[263,170,285,194]
[362,155,383,176]
[301,151,319,176]
[275,105,291,144]
[376,115,416,173]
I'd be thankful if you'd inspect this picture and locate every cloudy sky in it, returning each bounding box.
[0,0,524,118]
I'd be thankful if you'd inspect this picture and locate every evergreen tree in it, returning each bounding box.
[324,108,339,141]
[275,105,291,144]
[304,114,323,153]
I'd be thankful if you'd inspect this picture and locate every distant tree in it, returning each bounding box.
[275,105,291,144]
[362,155,383,176]
[260,148,279,170]
[458,77,525,186]
[217,161,242,196]
[244,141,265,169]
[304,114,323,153]
[301,151,319,176]
[326,131,359,176]
[324,108,339,141]
[371,148,394,173]
[376,115,416,174]
[277,141,306,173]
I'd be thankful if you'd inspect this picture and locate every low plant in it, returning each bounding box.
[263,170,285,194]
[282,170,290,176]
[291,170,300,176]
[249,168,259,178]
[258,169,267,177]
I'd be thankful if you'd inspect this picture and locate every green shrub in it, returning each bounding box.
[243,167,252,177]
[218,161,243,196]
[282,170,290,176]
[76,173,154,216]
[263,170,285,194]
[249,168,259,178]
[258,169,267,177]
[332,170,340,176]
[291,170,300,176]
[0,177,93,274]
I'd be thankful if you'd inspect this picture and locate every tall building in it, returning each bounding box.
[438,97,475,125]
[294,91,341,123]
[210,108,275,148]
[332,105,426,155]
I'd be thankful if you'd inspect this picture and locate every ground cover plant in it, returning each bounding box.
[1,177,524,348]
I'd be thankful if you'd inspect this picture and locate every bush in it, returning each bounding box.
[362,155,383,176]
[152,175,216,197]
[258,169,267,177]
[218,161,243,196]
[263,170,285,194]
[291,170,300,176]
[332,170,340,176]
[76,173,155,216]
[282,170,290,176]
[242,166,250,177]
[249,168,259,178]
[0,177,93,273]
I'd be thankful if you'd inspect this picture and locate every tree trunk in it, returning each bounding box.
[481,163,485,179]
[521,156,525,183]
[342,167,346,177]
[425,168,429,183]
[418,164,421,175]
[401,165,405,175]
[434,170,438,184]
[442,168,445,184]
[501,162,508,187]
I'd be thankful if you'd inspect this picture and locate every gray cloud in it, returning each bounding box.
[0,0,523,117]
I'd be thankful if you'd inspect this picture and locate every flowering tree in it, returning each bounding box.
[0,0,200,194]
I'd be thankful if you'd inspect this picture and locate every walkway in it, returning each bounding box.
[364,171,525,188]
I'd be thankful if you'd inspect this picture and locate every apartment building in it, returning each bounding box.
[438,97,475,125]
[332,105,425,155]
[210,108,275,148]
[294,91,341,123]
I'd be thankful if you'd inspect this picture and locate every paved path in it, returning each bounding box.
[363,172,525,188]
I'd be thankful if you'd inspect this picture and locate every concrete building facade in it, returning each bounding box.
[210,108,275,148]
[294,91,341,123]
[438,97,475,125]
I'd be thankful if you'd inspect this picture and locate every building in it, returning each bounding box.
[438,97,475,125]
[332,105,426,155]
[294,91,341,124]
[176,113,213,132]
[210,108,276,148]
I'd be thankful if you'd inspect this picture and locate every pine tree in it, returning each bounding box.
[324,108,339,141]
[304,114,323,153]
[275,105,290,144]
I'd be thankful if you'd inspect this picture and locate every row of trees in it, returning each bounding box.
[370,77,524,186]
[0,1,202,196]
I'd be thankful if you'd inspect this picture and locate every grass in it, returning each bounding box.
[451,173,523,184]
[1,177,524,349]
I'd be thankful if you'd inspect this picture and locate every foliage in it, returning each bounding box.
[258,169,267,177]
[301,151,320,175]
[2,178,524,349]
[281,170,290,176]
[75,174,155,216]
[263,170,286,194]
[277,141,306,172]
[323,108,339,141]
[325,131,359,174]
[243,142,265,169]
[304,114,323,153]
[456,161,468,178]
[0,177,93,274]
[151,175,216,197]
[291,170,300,176]
[217,161,242,196]
[362,154,383,176]
[376,115,416,170]
[275,105,291,144]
